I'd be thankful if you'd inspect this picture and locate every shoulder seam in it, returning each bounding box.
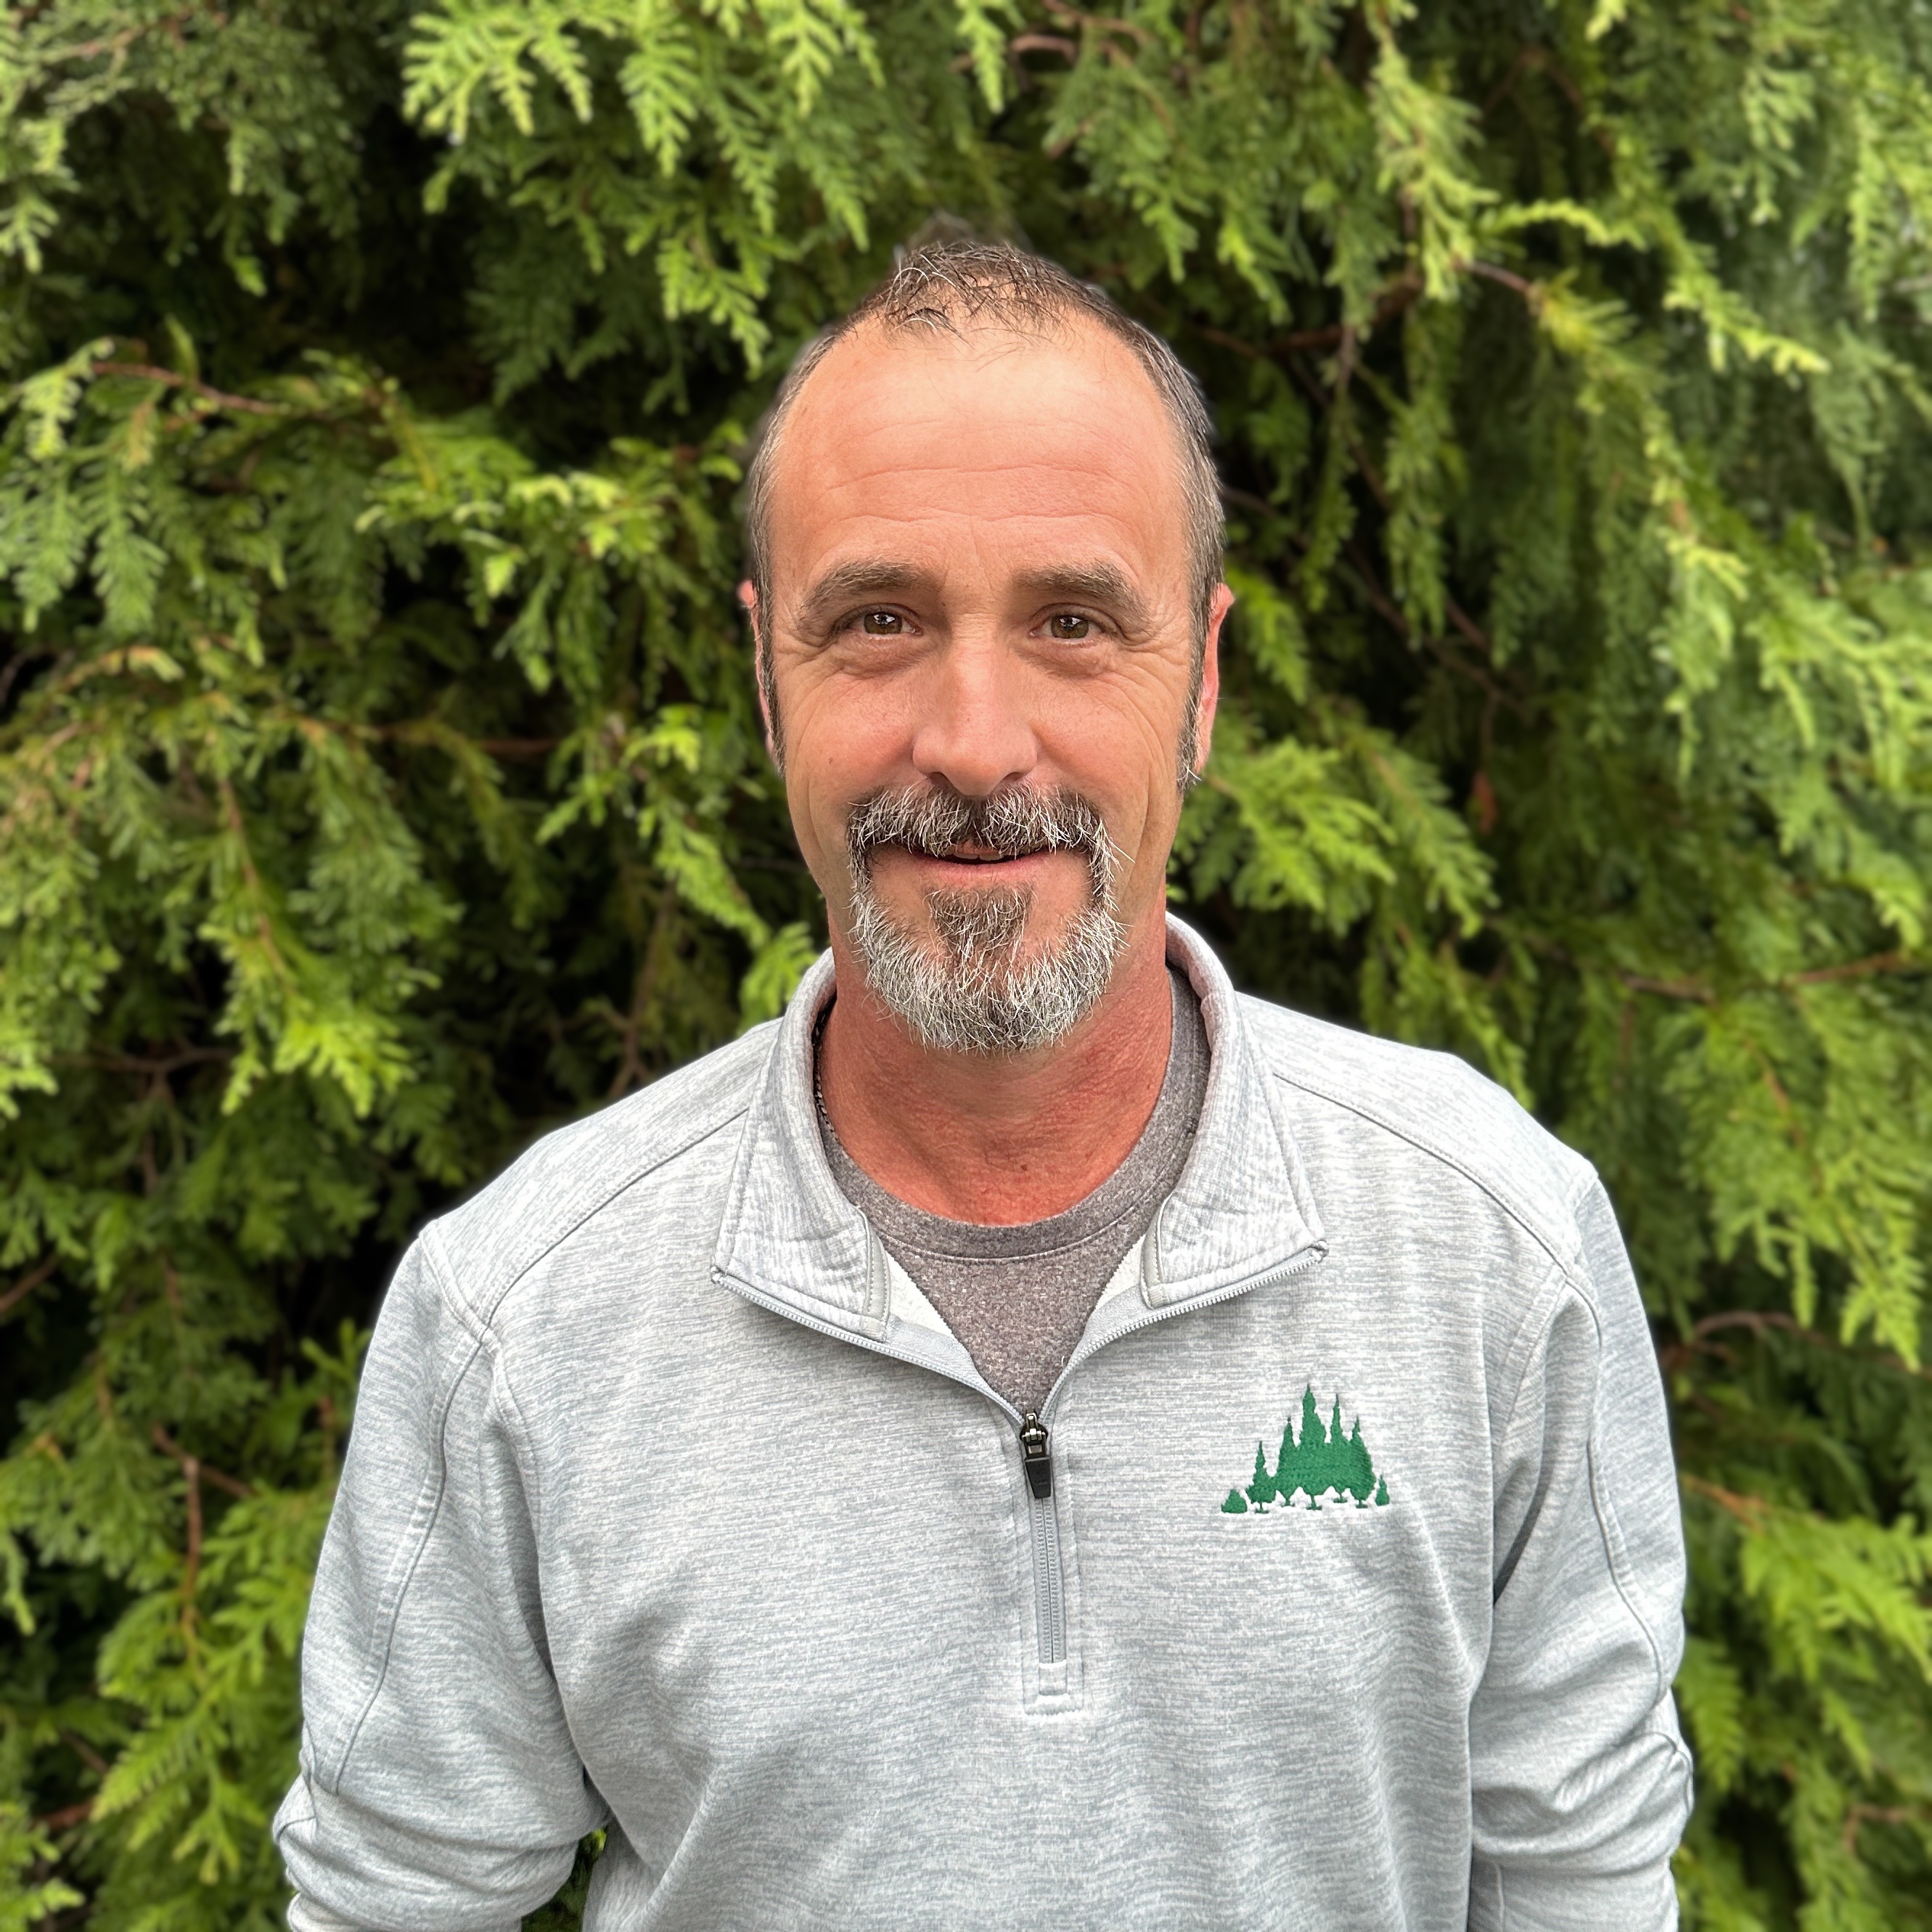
[1266,1065,1584,1273]
[433,1098,753,1332]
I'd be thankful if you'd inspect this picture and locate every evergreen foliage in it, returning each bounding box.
[1,1,1929,1924]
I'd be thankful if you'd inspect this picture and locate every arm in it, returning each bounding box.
[1468,1179,1694,1930]
[274,1237,603,1931]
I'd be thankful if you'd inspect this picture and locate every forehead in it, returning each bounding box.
[762,320,1192,595]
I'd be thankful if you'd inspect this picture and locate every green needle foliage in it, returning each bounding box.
[1,1,1928,1924]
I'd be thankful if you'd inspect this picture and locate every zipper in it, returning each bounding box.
[719,1267,1077,1668]
[1018,1412,1052,1498]
[1012,1238,1330,1679]
[1016,1410,1065,1665]
[721,1237,1327,1682]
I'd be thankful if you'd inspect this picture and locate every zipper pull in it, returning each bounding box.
[1018,1412,1052,1500]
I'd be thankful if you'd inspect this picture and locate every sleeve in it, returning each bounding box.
[1467,1178,1694,1931]
[273,1236,604,1931]
[288,1896,377,1931]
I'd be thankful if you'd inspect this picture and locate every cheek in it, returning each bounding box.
[782,662,913,781]
[778,683,902,888]
[1035,675,1187,830]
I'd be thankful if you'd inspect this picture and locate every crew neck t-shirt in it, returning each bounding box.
[816,970,1211,1413]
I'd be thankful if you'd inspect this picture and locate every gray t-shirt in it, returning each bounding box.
[817,971,1211,1413]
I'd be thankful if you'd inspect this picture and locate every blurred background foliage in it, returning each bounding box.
[1,0,1930,1925]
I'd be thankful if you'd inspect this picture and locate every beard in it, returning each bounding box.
[843,783,1129,1055]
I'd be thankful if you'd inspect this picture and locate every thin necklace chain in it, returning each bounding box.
[810,997,835,1129]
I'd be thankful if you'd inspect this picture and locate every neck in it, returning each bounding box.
[815,909,1176,1224]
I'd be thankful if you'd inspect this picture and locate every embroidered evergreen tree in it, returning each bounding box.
[1274,1417,1298,1502]
[1224,1391,1389,1515]
[1289,1385,1328,1503]
[1245,1441,1276,1510]
[1340,1420,1378,1508]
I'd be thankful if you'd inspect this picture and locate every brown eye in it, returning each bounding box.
[859,610,904,635]
[1047,614,1094,640]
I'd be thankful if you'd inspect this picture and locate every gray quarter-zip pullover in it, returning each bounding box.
[277,919,1692,1931]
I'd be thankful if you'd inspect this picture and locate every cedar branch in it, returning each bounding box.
[91,359,285,417]
[0,1255,58,1321]
[152,1425,253,1500]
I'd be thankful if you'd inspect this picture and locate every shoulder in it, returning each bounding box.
[415,1022,777,1324]
[1236,992,1596,1273]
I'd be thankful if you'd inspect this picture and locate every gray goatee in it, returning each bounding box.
[845,784,1128,1055]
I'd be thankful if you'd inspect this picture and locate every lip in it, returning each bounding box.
[881,846,1071,881]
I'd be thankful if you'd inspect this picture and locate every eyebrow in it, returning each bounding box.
[788,556,1157,640]
[792,560,935,638]
[1012,562,1153,635]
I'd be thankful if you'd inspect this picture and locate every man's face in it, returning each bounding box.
[749,320,1228,1051]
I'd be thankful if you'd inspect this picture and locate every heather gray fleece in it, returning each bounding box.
[818,967,1209,1413]
[277,917,1692,1932]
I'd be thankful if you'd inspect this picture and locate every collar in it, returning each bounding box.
[710,914,1326,1345]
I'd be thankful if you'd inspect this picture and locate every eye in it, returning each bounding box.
[859,610,905,635]
[1046,613,1095,640]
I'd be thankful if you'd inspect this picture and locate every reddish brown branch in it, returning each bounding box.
[1444,595,1495,657]
[1679,1472,1772,1523]
[1617,970,1715,1003]
[92,359,284,417]
[1587,951,1917,1004]
[1480,45,1614,155]
[1663,1308,1932,1387]
[52,1046,232,1077]
[1041,0,1155,46]
[0,1255,58,1321]
[152,1425,253,1500]
[1459,259,1540,301]
[1009,31,1078,59]
[1843,1804,1917,1856]
[1693,1309,1815,1345]
[317,1393,339,1482]
[1786,950,1918,987]
[181,1457,202,1604]
[1334,323,1359,401]
[472,737,562,760]
[1191,274,1423,364]
[1340,539,1531,719]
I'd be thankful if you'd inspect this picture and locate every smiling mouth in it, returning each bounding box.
[846,784,1118,902]
[914,842,1052,867]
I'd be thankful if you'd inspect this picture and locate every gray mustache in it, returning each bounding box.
[845,786,1121,891]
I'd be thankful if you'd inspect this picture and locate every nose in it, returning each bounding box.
[908,632,1040,799]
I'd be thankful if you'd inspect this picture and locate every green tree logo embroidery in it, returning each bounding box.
[1221,1388,1391,1513]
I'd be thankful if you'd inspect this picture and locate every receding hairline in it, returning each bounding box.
[756,311,1193,546]
[745,247,1224,620]
[741,241,1226,773]
[780,301,1176,424]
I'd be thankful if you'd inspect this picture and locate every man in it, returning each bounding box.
[277,244,1692,1930]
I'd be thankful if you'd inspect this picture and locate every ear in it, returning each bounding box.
[1191,581,1234,779]
[739,579,782,769]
